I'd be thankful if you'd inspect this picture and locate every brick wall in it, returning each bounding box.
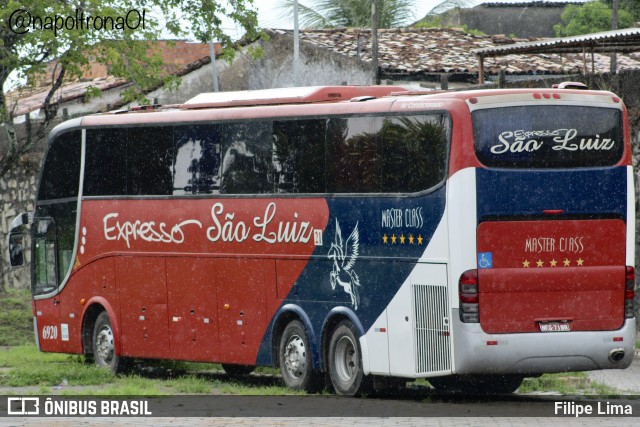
[34,41,213,85]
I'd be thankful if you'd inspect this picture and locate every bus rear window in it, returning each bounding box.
[473,106,624,168]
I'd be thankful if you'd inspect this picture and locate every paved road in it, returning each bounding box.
[586,349,640,393]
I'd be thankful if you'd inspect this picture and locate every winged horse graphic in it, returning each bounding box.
[328,219,361,310]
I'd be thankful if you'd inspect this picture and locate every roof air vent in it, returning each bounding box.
[552,82,588,90]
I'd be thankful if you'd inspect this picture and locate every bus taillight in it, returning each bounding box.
[625,267,635,319]
[459,269,479,323]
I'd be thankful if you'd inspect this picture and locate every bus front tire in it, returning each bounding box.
[278,320,319,392]
[92,312,130,374]
[328,320,371,396]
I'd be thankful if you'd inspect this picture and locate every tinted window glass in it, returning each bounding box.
[380,115,449,193]
[32,201,78,295]
[220,122,272,194]
[272,119,327,193]
[173,124,223,195]
[327,117,381,193]
[85,129,127,196]
[127,127,174,195]
[327,114,450,193]
[39,130,81,200]
[473,106,624,168]
[82,114,449,196]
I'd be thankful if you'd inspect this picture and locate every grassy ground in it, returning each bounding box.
[0,345,301,395]
[0,288,35,346]
[0,288,630,396]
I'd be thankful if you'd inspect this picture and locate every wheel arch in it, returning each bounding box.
[320,306,365,372]
[81,297,119,356]
[270,304,321,370]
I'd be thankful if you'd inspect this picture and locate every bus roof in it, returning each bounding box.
[76,84,622,129]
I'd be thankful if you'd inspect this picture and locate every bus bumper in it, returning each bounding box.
[451,309,637,375]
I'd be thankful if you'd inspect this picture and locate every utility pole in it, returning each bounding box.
[610,0,619,75]
[371,0,379,85]
[209,40,219,92]
[293,0,300,86]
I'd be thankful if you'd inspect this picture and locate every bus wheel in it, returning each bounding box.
[279,320,319,392]
[92,312,130,374]
[328,320,370,396]
[222,364,254,377]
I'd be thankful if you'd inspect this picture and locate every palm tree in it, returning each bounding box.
[427,0,477,17]
[277,0,417,29]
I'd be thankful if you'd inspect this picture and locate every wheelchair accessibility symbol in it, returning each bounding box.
[478,252,493,269]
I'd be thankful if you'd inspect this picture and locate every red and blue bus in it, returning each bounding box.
[8,84,636,394]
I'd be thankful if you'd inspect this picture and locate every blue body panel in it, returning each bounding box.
[476,167,627,221]
[256,185,447,367]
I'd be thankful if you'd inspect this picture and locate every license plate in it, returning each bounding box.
[539,322,571,332]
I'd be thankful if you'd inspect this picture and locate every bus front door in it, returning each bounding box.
[32,218,63,352]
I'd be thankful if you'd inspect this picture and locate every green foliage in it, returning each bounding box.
[0,0,261,177]
[276,0,417,29]
[554,0,635,37]
[602,0,640,21]
[415,16,444,28]
[462,24,485,36]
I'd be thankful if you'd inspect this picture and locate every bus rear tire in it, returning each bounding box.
[278,320,320,392]
[92,312,131,374]
[328,320,371,396]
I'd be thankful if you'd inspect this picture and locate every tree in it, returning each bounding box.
[602,0,640,21]
[554,0,634,37]
[414,0,477,29]
[277,0,417,29]
[0,0,260,178]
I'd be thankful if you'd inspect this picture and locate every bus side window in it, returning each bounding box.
[85,129,127,196]
[173,124,223,195]
[272,119,327,194]
[127,127,174,196]
[38,130,81,201]
[326,117,380,193]
[380,115,449,193]
[220,122,272,194]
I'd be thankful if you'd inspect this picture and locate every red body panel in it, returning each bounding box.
[55,198,328,361]
[477,219,627,333]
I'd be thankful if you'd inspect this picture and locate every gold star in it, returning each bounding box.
[536,259,544,268]
[417,235,423,245]
[549,259,558,267]
[399,234,406,244]
[383,234,388,244]
[408,234,414,244]
[563,258,571,267]
[522,260,530,268]
[576,258,584,266]
[391,234,397,244]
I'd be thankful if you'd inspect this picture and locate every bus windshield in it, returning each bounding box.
[473,106,624,168]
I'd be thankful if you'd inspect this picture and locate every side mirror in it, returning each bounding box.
[8,212,32,267]
[9,232,24,267]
